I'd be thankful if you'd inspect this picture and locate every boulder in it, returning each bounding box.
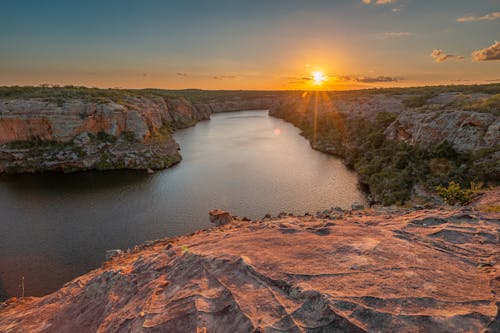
[209,209,234,226]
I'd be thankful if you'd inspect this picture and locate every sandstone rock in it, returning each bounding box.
[105,249,123,261]
[209,209,234,226]
[1,199,499,332]
[0,96,204,173]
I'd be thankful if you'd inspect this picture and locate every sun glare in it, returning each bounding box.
[312,71,327,85]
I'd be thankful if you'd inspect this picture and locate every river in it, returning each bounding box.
[0,110,366,298]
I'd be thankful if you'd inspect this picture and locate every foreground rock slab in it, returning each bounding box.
[1,206,499,332]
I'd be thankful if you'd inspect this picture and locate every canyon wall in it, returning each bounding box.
[269,91,499,154]
[269,90,499,204]
[0,91,279,173]
[0,96,210,173]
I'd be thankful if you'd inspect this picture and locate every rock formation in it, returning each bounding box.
[1,190,498,332]
[270,91,499,154]
[0,96,210,173]
[209,209,234,226]
[0,90,279,173]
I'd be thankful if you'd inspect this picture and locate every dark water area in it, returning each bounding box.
[0,110,366,298]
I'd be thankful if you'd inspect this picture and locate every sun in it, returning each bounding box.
[312,71,327,85]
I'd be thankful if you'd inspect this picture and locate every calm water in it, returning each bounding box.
[0,110,366,299]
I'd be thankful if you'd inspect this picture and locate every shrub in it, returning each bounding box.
[96,131,117,143]
[466,94,500,116]
[403,94,434,108]
[435,181,476,205]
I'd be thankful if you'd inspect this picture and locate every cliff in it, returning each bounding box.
[0,96,211,173]
[1,189,498,332]
[269,87,500,205]
[269,90,499,154]
[0,87,281,173]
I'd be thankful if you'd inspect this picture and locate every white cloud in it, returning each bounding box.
[430,50,464,62]
[472,41,500,61]
[457,11,500,22]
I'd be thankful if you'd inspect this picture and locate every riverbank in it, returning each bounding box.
[1,188,498,332]
[269,85,499,205]
[0,87,280,173]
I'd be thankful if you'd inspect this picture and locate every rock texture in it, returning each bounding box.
[0,92,279,173]
[0,96,210,173]
[1,192,498,332]
[209,209,234,226]
[385,110,499,153]
[270,91,499,154]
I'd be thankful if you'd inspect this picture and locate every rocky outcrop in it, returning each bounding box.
[385,110,499,153]
[209,209,234,226]
[270,92,408,121]
[1,190,498,332]
[270,91,499,154]
[0,96,210,173]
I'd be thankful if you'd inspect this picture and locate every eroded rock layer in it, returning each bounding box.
[0,96,210,172]
[1,202,498,332]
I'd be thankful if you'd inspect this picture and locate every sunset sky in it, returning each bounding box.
[1,0,499,90]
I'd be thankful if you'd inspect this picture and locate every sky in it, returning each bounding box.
[0,0,499,90]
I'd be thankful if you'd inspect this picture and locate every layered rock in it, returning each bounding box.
[0,96,210,173]
[1,191,498,332]
[385,110,499,153]
[270,91,499,154]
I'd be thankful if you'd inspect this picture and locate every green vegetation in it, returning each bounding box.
[272,103,498,205]
[0,85,285,105]
[95,131,117,143]
[465,94,500,116]
[402,93,434,108]
[435,181,479,206]
[121,131,138,143]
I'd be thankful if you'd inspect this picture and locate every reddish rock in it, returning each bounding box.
[1,195,498,332]
[209,209,234,226]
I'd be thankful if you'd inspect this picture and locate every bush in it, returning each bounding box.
[403,94,433,108]
[96,131,117,143]
[435,181,476,205]
[466,94,500,116]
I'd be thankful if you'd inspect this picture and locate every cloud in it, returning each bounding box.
[363,0,397,4]
[286,74,399,85]
[383,31,413,38]
[457,11,500,22]
[430,49,464,62]
[211,75,237,80]
[176,73,238,79]
[472,41,500,61]
[337,75,399,83]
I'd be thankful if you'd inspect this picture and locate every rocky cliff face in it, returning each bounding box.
[270,92,499,154]
[0,91,279,173]
[1,190,498,332]
[0,96,210,173]
[385,108,499,154]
